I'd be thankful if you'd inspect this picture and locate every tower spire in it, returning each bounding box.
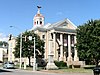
[37,6,41,14]
[32,6,44,29]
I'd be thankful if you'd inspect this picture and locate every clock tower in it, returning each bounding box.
[33,6,44,28]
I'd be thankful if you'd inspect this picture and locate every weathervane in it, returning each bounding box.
[37,6,41,9]
[37,6,41,14]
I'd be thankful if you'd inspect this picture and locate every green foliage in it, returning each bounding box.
[0,41,8,47]
[54,61,67,69]
[13,30,45,66]
[76,19,100,65]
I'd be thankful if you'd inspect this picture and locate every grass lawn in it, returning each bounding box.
[39,68,93,74]
[15,64,94,73]
[58,68,93,73]
[21,67,93,73]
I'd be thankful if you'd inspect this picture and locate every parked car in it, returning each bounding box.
[3,62,14,69]
[93,65,100,75]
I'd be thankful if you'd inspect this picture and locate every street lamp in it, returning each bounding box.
[29,36,36,71]
[10,26,22,69]
[19,33,22,69]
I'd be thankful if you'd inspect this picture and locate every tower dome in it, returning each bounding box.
[33,6,44,28]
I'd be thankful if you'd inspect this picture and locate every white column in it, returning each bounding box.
[45,31,49,59]
[67,34,72,61]
[53,33,56,59]
[64,52,66,62]
[59,33,63,61]
[74,35,79,61]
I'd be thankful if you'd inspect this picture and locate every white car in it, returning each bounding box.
[3,62,14,69]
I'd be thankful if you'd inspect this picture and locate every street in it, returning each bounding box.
[0,68,93,75]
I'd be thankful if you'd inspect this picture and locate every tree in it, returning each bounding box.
[0,41,8,47]
[13,30,45,66]
[76,19,100,65]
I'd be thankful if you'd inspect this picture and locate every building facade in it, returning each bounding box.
[8,36,16,62]
[31,6,80,66]
[0,44,8,62]
[8,6,83,66]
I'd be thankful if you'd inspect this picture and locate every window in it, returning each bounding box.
[71,35,74,44]
[37,21,38,24]
[34,22,36,25]
[42,35,45,39]
[51,33,53,39]
[40,21,42,25]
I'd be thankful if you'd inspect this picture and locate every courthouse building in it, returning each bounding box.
[8,6,83,66]
[31,7,80,66]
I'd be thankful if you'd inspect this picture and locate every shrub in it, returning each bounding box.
[54,61,67,69]
[37,58,47,67]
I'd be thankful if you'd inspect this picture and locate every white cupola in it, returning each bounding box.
[33,6,44,28]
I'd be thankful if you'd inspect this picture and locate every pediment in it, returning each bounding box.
[57,22,68,28]
[54,19,77,30]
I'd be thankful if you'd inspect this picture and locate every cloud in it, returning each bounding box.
[0,33,8,42]
[56,12,63,16]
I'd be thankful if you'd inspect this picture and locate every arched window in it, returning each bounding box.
[37,21,38,24]
[34,22,36,25]
[40,21,42,25]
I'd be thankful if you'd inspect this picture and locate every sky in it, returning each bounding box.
[0,0,100,41]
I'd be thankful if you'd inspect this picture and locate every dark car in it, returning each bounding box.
[93,65,100,75]
[3,62,14,69]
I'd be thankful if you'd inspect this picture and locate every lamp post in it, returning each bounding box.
[10,26,22,69]
[29,36,36,71]
[19,33,22,69]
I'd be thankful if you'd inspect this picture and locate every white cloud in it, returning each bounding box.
[0,33,8,42]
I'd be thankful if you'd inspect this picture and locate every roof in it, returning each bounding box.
[33,26,47,32]
[46,18,77,29]
[32,18,77,33]
[34,13,44,18]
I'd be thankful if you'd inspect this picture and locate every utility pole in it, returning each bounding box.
[33,37,36,71]
[20,33,22,69]
[29,36,36,71]
[10,26,22,69]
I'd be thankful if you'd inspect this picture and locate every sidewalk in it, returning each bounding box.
[17,69,93,75]
[39,70,93,75]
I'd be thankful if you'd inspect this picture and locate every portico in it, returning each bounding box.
[48,32,79,62]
